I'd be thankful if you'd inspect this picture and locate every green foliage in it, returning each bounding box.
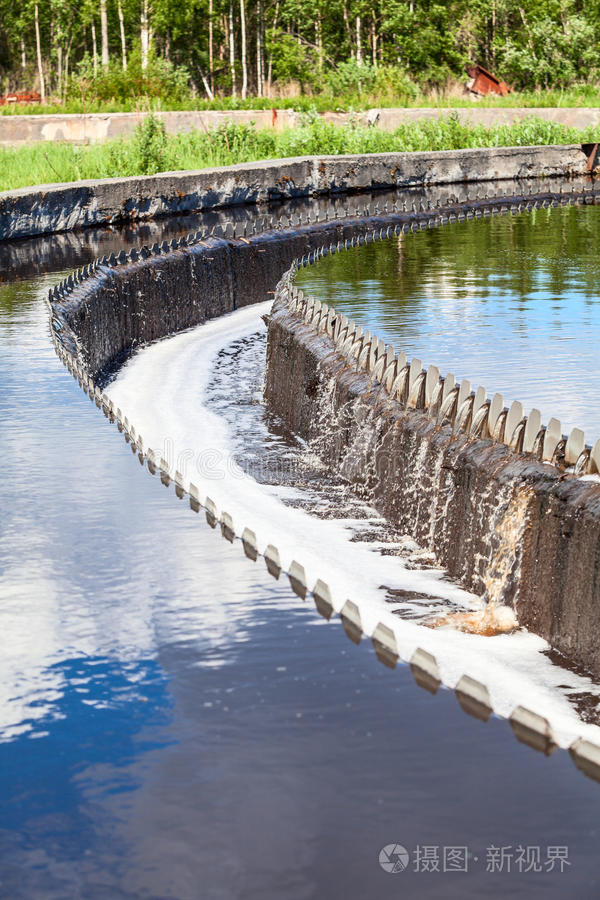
[1,113,599,191]
[69,49,190,105]
[265,30,317,89]
[502,14,598,90]
[371,66,420,104]
[2,0,598,110]
[382,0,469,85]
[4,84,600,115]
[325,60,378,97]
[106,112,169,175]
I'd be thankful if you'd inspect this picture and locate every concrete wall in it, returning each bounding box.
[2,106,600,147]
[0,109,291,145]
[50,177,591,380]
[0,144,590,242]
[53,214,372,380]
[49,188,600,676]
[369,106,600,131]
[264,257,600,678]
[49,218,600,764]
[42,148,600,675]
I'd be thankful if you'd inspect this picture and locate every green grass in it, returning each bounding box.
[1,114,599,192]
[3,84,600,116]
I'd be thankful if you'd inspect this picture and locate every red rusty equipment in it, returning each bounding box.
[584,143,600,175]
[0,91,42,106]
[466,64,510,97]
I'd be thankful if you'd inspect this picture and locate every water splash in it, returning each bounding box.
[482,483,532,607]
[106,307,600,745]
[303,358,533,636]
[428,484,531,635]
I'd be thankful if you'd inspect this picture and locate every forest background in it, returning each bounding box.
[1,0,599,112]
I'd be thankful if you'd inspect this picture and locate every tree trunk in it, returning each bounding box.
[519,7,536,54]
[209,0,214,92]
[219,14,226,63]
[118,0,127,70]
[256,0,263,96]
[100,0,109,67]
[371,11,377,67]
[240,0,248,99]
[356,15,362,66]
[266,0,279,94]
[228,0,236,95]
[91,21,98,77]
[57,45,62,96]
[64,36,72,100]
[198,63,213,98]
[49,16,54,73]
[316,12,323,73]
[34,3,45,102]
[20,36,26,72]
[141,0,150,70]
[343,2,352,54]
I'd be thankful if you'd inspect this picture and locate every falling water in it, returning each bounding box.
[291,352,528,636]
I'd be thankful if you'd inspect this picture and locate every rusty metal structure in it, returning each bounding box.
[584,142,600,174]
[466,64,510,97]
[0,91,42,106]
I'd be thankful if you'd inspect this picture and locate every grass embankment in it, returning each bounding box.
[1,114,599,192]
[3,85,600,116]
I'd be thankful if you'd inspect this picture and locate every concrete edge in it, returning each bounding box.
[1,143,591,242]
[278,192,600,472]
[42,152,600,778]
[49,316,600,779]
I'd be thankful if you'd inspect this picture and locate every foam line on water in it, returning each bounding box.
[106,304,475,607]
[106,303,600,748]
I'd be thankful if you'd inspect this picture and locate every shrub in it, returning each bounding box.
[106,112,168,175]
[265,31,317,90]
[371,66,419,104]
[69,48,190,106]
[325,60,378,97]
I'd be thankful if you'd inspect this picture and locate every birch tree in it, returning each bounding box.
[141,0,151,70]
[118,0,128,70]
[240,0,248,98]
[34,2,45,100]
[100,0,109,66]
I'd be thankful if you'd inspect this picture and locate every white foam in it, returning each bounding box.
[107,304,600,749]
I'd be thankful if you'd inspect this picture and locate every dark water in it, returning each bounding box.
[2,211,600,899]
[296,204,600,441]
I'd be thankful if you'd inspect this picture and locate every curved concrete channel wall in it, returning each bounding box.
[41,146,600,774]
[265,224,600,676]
[1,143,591,242]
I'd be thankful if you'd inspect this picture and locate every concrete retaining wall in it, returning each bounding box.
[49,296,600,768]
[264,232,600,677]
[0,144,590,242]
[2,106,600,147]
[52,212,382,381]
[45,176,600,767]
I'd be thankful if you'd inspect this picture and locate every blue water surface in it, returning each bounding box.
[1,212,600,900]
